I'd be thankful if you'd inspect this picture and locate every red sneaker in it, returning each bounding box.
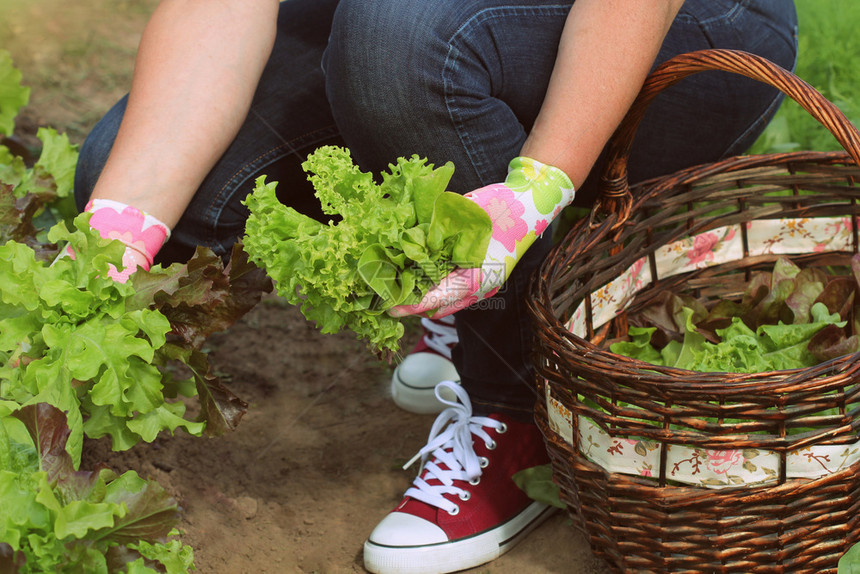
[391,316,460,414]
[364,382,554,574]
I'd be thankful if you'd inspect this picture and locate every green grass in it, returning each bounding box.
[750,0,860,154]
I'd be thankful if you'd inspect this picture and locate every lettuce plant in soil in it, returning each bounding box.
[1,217,271,457]
[0,212,270,573]
[0,403,194,574]
[1,51,272,572]
[1,49,270,457]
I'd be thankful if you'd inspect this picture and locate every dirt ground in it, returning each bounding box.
[84,297,608,573]
[1,1,608,572]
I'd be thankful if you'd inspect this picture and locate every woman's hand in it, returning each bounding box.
[59,199,170,283]
[390,157,574,318]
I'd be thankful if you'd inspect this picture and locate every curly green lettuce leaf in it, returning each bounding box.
[6,128,79,201]
[613,302,846,373]
[607,326,664,366]
[0,145,26,189]
[243,146,491,354]
[0,404,193,574]
[615,257,860,373]
[121,538,196,574]
[31,128,78,199]
[0,215,268,457]
[244,173,403,353]
[1,217,189,457]
[1,124,80,255]
[0,50,30,137]
[1,56,79,250]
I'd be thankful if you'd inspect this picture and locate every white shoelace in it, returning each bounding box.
[401,381,506,515]
[420,316,458,360]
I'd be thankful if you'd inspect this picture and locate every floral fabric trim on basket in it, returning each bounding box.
[546,385,860,488]
[567,217,856,338]
[554,216,860,489]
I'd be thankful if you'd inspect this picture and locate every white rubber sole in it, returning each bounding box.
[363,501,555,574]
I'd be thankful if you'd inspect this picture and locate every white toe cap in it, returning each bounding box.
[394,353,459,390]
[367,512,449,547]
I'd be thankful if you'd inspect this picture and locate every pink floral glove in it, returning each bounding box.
[61,199,170,283]
[392,156,575,318]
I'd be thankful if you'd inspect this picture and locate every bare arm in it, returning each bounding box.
[520,0,685,188]
[90,0,280,228]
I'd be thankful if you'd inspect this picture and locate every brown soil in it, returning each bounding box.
[2,1,608,572]
[83,297,607,573]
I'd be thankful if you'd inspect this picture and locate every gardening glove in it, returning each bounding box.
[391,156,575,318]
[59,198,170,283]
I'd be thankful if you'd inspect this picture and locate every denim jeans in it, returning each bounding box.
[74,0,798,420]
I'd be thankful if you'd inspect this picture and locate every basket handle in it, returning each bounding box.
[594,49,860,227]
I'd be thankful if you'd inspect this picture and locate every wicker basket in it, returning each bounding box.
[529,50,860,573]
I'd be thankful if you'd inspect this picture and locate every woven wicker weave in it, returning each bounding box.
[529,50,860,573]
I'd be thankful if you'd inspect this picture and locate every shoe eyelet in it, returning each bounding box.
[496,423,508,434]
[448,505,460,516]
[459,491,471,501]
[469,477,481,486]
[479,456,489,469]
[485,440,497,451]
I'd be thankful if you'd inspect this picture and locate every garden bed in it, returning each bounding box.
[1,1,603,571]
[80,294,600,572]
